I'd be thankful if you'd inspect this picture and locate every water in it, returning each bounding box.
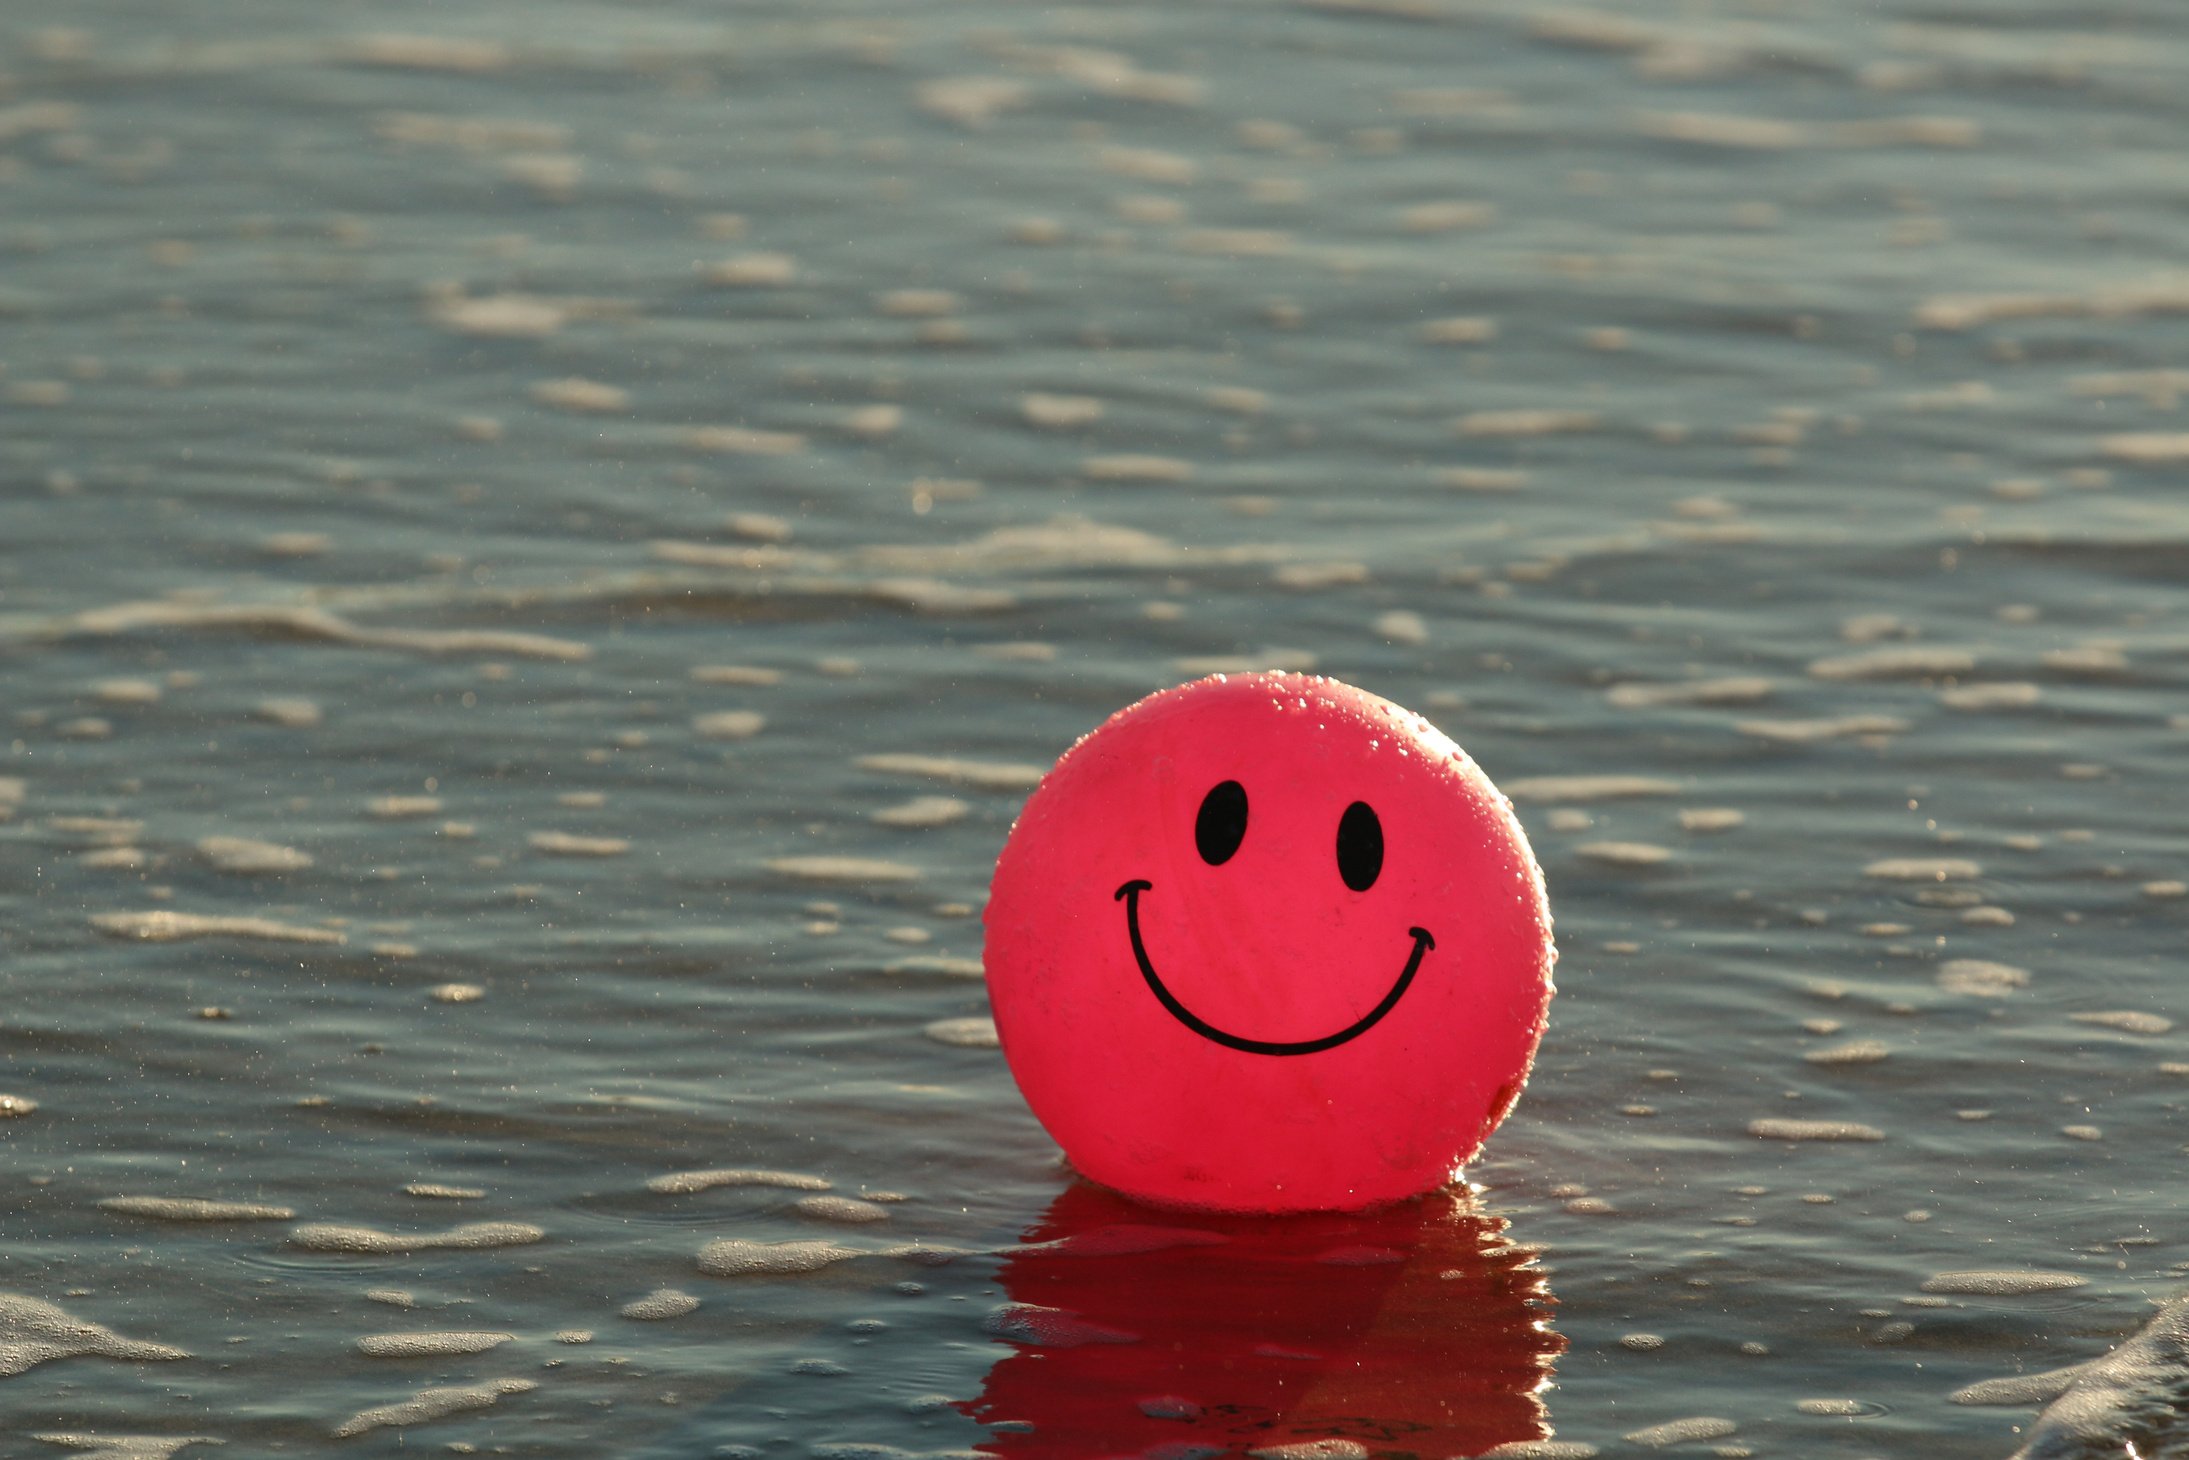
[2,1,2187,1454]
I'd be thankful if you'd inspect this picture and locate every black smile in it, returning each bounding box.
[1114,879,1434,1057]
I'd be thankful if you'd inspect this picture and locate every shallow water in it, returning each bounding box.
[3,1,2188,1455]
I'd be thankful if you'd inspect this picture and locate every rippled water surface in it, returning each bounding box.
[4,2,2189,1456]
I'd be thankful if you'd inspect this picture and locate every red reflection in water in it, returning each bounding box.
[963,1182,1563,1460]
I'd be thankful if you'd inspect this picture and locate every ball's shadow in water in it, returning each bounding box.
[964,1181,1564,1460]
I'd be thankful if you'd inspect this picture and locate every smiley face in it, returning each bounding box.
[984,673,1556,1213]
[1115,780,1435,1056]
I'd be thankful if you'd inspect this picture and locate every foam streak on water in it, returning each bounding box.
[1956,1296,2189,1459]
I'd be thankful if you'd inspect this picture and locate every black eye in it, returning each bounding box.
[1195,780,1248,866]
[1336,801,1383,891]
